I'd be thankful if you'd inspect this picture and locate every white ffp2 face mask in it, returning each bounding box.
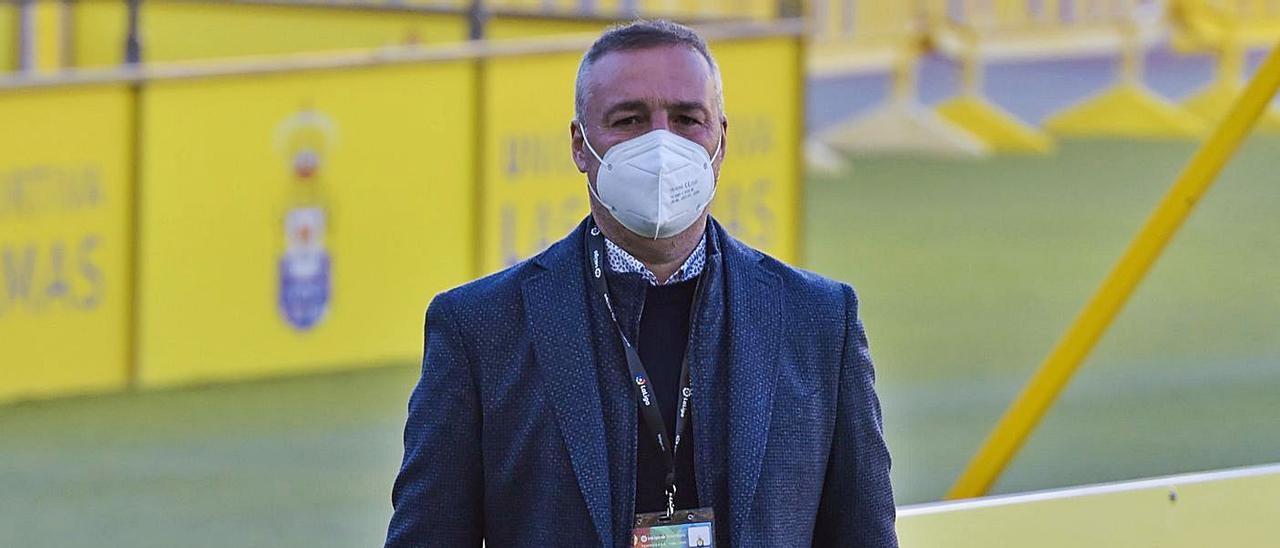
[580,124,722,240]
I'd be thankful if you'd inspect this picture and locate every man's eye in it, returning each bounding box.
[613,116,640,126]
[678,116,703,125]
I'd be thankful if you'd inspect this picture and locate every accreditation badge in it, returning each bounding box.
[632,508,715,547]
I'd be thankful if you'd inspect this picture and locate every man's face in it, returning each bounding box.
[571,45,727,186]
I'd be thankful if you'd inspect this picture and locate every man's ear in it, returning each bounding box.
[570,121,589,173]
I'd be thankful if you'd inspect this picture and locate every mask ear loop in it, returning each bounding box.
[586,175,616,214]
[695,133,723,214]
[580,122,620,216]
[577,121,611,171]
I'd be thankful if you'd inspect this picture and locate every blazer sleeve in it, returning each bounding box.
[812,284,898,547]
[385,293,484,548]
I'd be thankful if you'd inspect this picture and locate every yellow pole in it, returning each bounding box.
[946,38,1280,500]
[1219,36,1245,85]
[31,0,64,71]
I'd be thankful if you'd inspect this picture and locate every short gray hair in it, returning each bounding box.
[573,20,724,124]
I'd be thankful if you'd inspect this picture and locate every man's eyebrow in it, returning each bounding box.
[602,100,648,120]
[670,101,712,118]
[601,100,712,120]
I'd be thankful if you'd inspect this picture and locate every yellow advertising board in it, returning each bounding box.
[71,1,468,68]
[710,36,803,263]
[898,464,1280,547]
[0,84,134,402]
[477,35,804,273]
[478,49,589,272]
[137,61,476,387]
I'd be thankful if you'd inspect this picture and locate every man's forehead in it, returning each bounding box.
[586,46,716,112]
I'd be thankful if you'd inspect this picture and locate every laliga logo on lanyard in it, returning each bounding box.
[590,227,603,279]
[635,375,652,406]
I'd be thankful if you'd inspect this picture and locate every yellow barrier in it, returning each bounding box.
[477,32,804,272]
[924,0,1119,150]
[136,61,478,388]
[808,1,971,157]
[807,0,921,76]
[927,0,1159,56]
[65,1,624,68]
[484,16,610,40]
[71,1,469,67]
[1,0,70,72]
[0,1,15,73]
[904,464,1280,547]
[29,0,67,71]
[0,21,804,396]
[401,0,469,9]
[67,1,125,67]
[1176,0,1280,131]
[948,37,1280,499]
[1177,0,1280,50]
[816,45,990,158]
[0,83,134,402]
[812,1,1020,158]
[478,0,777,20]
[668,0,776,21]
[1020,0,1208,137]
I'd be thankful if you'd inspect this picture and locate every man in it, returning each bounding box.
[386,20,896,547]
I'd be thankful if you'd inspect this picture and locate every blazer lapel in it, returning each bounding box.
[522,226,615,547]
[690,226,728,515]
[719,228,783,536]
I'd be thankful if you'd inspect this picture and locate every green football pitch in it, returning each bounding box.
[3,138,1277,547]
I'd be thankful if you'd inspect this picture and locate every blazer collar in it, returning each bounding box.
[709,218,782,537]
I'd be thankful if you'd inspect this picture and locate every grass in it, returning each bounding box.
[813,137,1280,504]
[2,138,1278,547]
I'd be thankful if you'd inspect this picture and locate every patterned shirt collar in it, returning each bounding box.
[604,233,707,286]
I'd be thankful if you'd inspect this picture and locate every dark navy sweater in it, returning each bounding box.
[633,277,700,514]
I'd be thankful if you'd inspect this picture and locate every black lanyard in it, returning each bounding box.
[584,221,699,514]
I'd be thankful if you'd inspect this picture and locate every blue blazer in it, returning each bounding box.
[386,218,896,547]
